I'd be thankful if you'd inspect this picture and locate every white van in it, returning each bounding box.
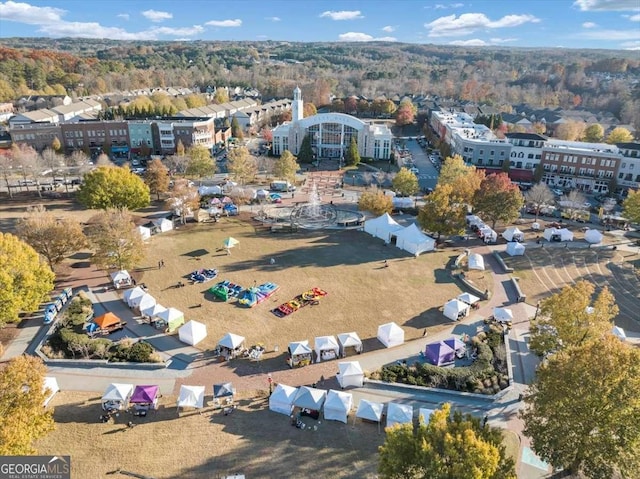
[270,181,296,192]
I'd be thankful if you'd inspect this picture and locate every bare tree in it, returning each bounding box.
[166,179,200,224]
[525,183,556,221]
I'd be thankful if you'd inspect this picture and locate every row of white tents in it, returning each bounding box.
[364,213,435,256]
[466,215,498,243]
[117,285,190,336]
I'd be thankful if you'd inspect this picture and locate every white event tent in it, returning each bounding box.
[355,399,384,424]
[323,390,353,424]
[124,286,146,308]
[612,326,626,341]
[314,335,340,362]
[494,307,514,323]
[377,322,405,348]
[363,213,404,243]
[443,299,470,322]
[584,229,603,244]
[337,361,365,389]
[177,385,205,412]
[468,253,485,271]
[269,384,298,416]
[418,408,436,424]
[386,402,413,428]
[141,303,167,321]
[502,226,524,242]
[395,223,435,256]
[337,331,363,357]
[101,383,134,411]
[153,217,174,232]
[543,228,574,242]
[132,293,156,312]
[137,225,152,240]
[111,270,132,289]
[43,377,60,407]
[292,386,326,411]
[506,242,526,256]
[179,320,208,346]
[457,292,480,306]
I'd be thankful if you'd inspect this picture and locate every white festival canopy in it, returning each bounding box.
[102,383,134,409]
[543,227,574,242]
[584,229,604,244]
[394,223,435,256]
[218,332,246,350]
[177,385,205,410]
[137,225,152,240]
[337,331,363,356]
[418,408,436,424]
[179,320,208,346]
[502,226,524,242]
[153,217,174,232]
[506,241,526,256]
[377,322,405,348]
[269,384,298,416]
[468,253,485,271]
[141,303,167,320]
[494,307,514,323]
[363,212,404,243]
[43,377,60,407]
[386,402,413,428]
[323,390,353,424]
[457,292,481,305]
[355,399,384,423]
[443,299,470,322]
[337,361,365,389]
[111,270,132,289]
[314,335,340,363]
[612,326,626,341]
[289,340,312,357]
[124,286,146,308]
[133,293,156,311]
[292,386,326,411]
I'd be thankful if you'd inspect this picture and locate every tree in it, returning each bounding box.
[0,233,55,327]
[606,126,634,144]
[144,158,170,201]
[392,168,419,197]
[0,356,55,455]
[227,146,257,185]
[501,158,510,172]
[231,116,244,140]
[260,128,273,142]
[532,162,544,183]
[87,209,145,270]
[96,152,111,166]
[418,184,467,239]
[395,99,416,126]
[524,183,555,221]
[555,120,586,141]
[521,336,640,478]
[175,139,185,157]
[297,134,314,164]
[77,166,150,210]
[530,281,619,357]
[213,87,229,104]
[303,102,317,118]
[473,173,524,228]
[165,154,189,175]
[16,205,87,270]
[622,189,640,223]
[379,403,516,479]
[166,179,200,225]
[358,190,393,216]
[438,155,485,205]
[185,145,215,181]
[273,150,299,183]
[51,136,62,153]
[344,136,361,167]
[582,123,604,143]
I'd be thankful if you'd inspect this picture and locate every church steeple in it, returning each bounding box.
[292,86,303,122]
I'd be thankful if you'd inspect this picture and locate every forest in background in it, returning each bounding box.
[0,38,638,128]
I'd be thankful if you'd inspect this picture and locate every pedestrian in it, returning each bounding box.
[161,259,165,268]
[270,258,275,265]
[158,261,161,270]
[482,415,488,427]
[423,328,428,337]
[132,278,137,286]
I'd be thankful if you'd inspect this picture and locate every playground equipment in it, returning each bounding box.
[272,288,328,318]
[238,282,280,307]
[209,280,245,302]
[189,268,218,284]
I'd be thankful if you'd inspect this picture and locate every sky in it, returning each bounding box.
[0,0,639,50]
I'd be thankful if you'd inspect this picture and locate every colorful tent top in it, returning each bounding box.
[177,385,205,410]
[93,312,122,329]
[443,337,466,352]
[223,237,239,248]
[130,385,159,404]
[213,382,234,398]
[425,341,456,366]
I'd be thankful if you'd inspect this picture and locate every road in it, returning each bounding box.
[399,139,440,191]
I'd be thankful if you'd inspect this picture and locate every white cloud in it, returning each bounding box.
[338,32,396,42]
[577,28,640,40]
[434,2,464,8]
[265,16,280,22]
[152,25,204,36]
[582,21,597,28]
[450,39,488,46]
[628,14,640,20]
[382,25,395,32]
[320,10,363,21]
[620,40,640,49]
[0,1,63,24]
[489,37,517,43]
[573,0,640,11]
[38,22,157,40]
[141,9,172,22]
[425,13,540,37]
[117,13,130,21]
[205,19,242,27]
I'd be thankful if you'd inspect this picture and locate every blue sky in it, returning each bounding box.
[0,0,639,50]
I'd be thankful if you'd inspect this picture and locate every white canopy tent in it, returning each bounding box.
[543,227,574,242]
[218,332,246,358]
[479,226,497,243]
[153,217,174,232]
[468,253,485,271]
[269,384,298,416]
[177,385,205,411]
[137,225,152,240]
[198,185,222,196]
[337,331,363,357]
[394,223,435,256]
[466,214,482,227]
[584,229,604,244]
[179,320,208,346]
[288,340,313,368]
[506,242,526,256]
[132,293,156,312]
[292,386,326,411]
[323,390,353,424]
[502,226,524,242]
[377,322,405,348]
[111,270,132,289]
[457,292,480,306]
[43,377,59,407]
[612,326,626,341]
[124,286,146,308]
[337,361,365,389]
[443,299,470,322]
[314,335,340,362]
[386,402,413,428]
[101,383,134,411]
[156,307,185,331]
[355,399,384,424]
[418,408,436,424]
[141,303,167,321]
[494,307,514,323]
[363,213,404,243]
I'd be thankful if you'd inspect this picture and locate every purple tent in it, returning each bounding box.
[425,341,456,366]
[443,337,466,352]
[130,385,159,405]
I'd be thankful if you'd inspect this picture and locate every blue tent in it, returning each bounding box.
[425,341,455,366]
[443,337,466,352]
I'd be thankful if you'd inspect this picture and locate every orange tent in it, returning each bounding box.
[93,312,122,329]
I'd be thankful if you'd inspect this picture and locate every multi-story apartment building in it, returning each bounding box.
[153,117,216,155]
[9,123,62,152]
[504,133,546,181]
[616,143,640,191]
[60,121,130,159]
[127,121,154,156]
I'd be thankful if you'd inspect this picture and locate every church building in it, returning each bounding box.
[272,87,393,160]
